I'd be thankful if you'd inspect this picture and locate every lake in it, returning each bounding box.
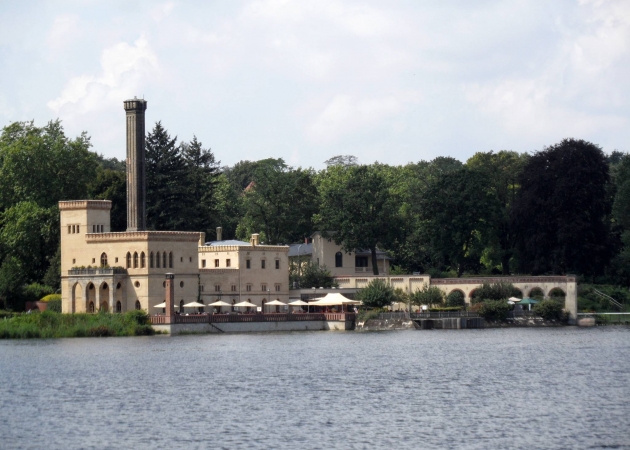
[1,327,629,449]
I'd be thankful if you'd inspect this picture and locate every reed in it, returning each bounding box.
[0,310,155,339]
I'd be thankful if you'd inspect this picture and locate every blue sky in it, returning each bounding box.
[0,0,628,169]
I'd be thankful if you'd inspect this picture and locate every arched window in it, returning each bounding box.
[100,252,108,267]
[169,252,173,268]
[126,252,131,269]
[156,251,160,268]
[179,299,184,313]
[88,301,95,313]
[140,252,146,268]
[133,252,139,268]
[162,252,167,269]
[150,252,154,268]
[135,300,141,310]
[116,301,122,313]
[335,251,343,267]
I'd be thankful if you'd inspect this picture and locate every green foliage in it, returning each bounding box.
[533,300,564,321]
[356,278,395,309]
[293,261,337,289]
[577,284,630,312]
[42,246,61,290]
[471,282,521,303]
[0,310,154,339]
[47,298,62,313]
[419,167,499,276]
[39,293,61,302]
[477,300,511,321]
[410,284,444,306]
[0,256,26,309]
[240,160,318,244]
[23,283,54,303]
[513,139,611,275]
[445,290,466,308]
[89,169,126,231]
[146,122,189,231]
[357,308,382,322]
[316,164,398,275]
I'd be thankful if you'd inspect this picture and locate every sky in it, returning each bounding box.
[0,0,628,169]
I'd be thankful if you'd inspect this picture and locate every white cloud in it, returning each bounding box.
[47,14,81,51]
[307,93,419,143]
[151,2,176,22]
[47,36,158,116]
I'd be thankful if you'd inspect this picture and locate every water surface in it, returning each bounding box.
[1,327,629,449]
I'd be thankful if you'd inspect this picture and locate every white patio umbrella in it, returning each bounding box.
[153,302,166,308]
[233,301,257,308]
[183,301,206,308]
[264,299,287,313]
[208,300,231,307]
[289,299,309,313]
[509,297,521,302]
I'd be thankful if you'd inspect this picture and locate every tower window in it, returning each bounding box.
[169,252,173,268]
[202,259,206,268]
[141,252,146,268]
[126,252,131,269]
[275,259,280,269]
[150,252,154,268]
[100,253,108,267]
[215,259,220,268]
[246,260,251,269]
[261,259,266,269]
[133,252,138,268]
[226,259,231,267]
[335,252,343,268]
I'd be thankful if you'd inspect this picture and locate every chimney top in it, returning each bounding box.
[250,233,260,246]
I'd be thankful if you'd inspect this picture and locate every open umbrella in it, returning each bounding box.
[233,301,257,308]
[183,301,206,308]
[153,302,166,308]
[264,299,287,313]
[288,300,308,306]
[208,300,231,307]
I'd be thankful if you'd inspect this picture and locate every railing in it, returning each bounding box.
[68,267,127,276]
[578,312,630,325]
[409,311,480,319]
[506,310,538,319]
[149,313,356,325]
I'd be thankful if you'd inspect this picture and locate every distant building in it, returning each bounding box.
[59,98,288,314]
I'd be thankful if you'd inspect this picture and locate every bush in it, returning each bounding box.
[478,300,511,321]
[472,282,521,304]
[357,309,382,322]
[23,283,54,303]
[356,279,395,309]
[39,294,61,302]
[533,300,564,321]
[410,285,444,307]
[47,299,62,313]
[445,290,466,308]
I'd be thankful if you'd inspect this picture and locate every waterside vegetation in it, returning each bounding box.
[0,310,155,339]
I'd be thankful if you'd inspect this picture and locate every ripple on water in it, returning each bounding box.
[1,328,629,449]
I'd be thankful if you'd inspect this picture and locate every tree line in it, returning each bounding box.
[1,119,628,309]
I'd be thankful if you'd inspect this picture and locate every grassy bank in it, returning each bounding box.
[0,310,156,339]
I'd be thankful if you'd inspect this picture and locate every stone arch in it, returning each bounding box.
[528,287,545,299]
[126,252,131,269]
[100,252,108,267]
[156,251,160,268]
[100,301,108,312]
[548,287,566,301]
[88,301,95,313]
[469,288,478,300]
[71,282,82,313]
[141,252,146,268]
[86,282,96,311]
[116,301,122,313]
[133,252,139,268]
[446,288,467,306]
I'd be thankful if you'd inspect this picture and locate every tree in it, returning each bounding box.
[382,158,464,273]
[89,169,126,231]
[419,168,498,276]
[512,139,611,275]
[240,161,318,245]
[356,278,395,309]
[145,122,188,231]
[0,120,97,210]
[181,136,221,235]
[445,290,466,308]
[292,261,337,289]
[471,282,521,303]
[0,256,26,309]
[467,151,528,274]
[410,285,444,307]
[324,155,359,167]
[316,165,397,275]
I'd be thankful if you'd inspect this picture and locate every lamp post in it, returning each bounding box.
[267,288,271,313]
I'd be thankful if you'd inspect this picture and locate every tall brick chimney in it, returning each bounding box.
[124,97,148,231]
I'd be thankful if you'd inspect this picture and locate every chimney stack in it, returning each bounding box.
[124,97,148,231]
[251,233,259,246]
[216,227,223,241]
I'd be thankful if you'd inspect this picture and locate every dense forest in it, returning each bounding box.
[1,119,629,309]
